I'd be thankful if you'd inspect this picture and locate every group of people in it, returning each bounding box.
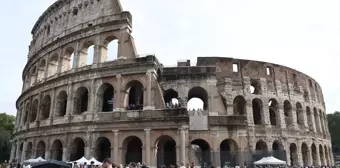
[73,159,149,168]
[127,104,143,110]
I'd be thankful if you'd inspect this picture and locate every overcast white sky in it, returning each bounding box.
[0,0,339,116]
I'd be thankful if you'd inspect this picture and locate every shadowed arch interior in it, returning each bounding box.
[220,139,238,167]
[125,80,144,110]
[296,102,304,125]
[97,83,115,112]
[233,96,246,115]
[30,100,38,123]
[51,140,63,161]
[269,99,279,126]
[319,144,325,165]
[301,143,309,166]
[36,141,46,158]
[40,95,51,120]
[191,139,211,166]
[311,143,317,166]
[123,136,143,164]
[187,87,208,110]
[314,108,321,132]
[56,91,67,117]
[26,142,33,160]
[95,137,111,162]
[156,135,176,167]
[163,89,179,108]
[289,143,298,166]
[272,140,285,160]
[306,106,313,130]
[284,100,293,126]
[74,87,89,114]
[252,98,263,125]
[70,137,85,161]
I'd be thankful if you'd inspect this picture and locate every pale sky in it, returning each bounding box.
[0,0,339,116]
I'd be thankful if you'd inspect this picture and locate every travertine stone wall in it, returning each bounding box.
[11,0,333,167]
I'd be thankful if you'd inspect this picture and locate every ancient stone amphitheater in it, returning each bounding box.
[11,0,334,167]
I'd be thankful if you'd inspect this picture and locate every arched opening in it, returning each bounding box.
[73,87,89,114]
[36,141,46,158]
[301,143,309,166]
[324,145,329,165]
[103,36,118,62]
[220,139,238,167]
[190,139,211,167]
[40,95,51,120]
[187,87,208,111]
[284,100,293,126]
[19,143,23,162]
[123,136,143,164]
[250,79,261,94]
[319,110,325,133]
[37,60,46,81]
[163,89,179,109]
[255,140,268,159]
[268,99,279,126]
[62,47,75,72]
[48,54,59,77]
[319,144,325,165]
[97,83,115,112]
[80,41,95,66]
[56,91,67,117]
[23,103,29,125]
[311,144,317,166]
[272,140,285,160]
[26,142,33,160]
[296,102,304,126]
[70,137,85,161]
[314,108,320,132]
[156,136,177,167]
[233,96,246,115]
[30,99,38,123]
[125,80,144,110]
[51,140,63,161]
[95,137,111,162]
[252,98,263,125]
[306,106,314,131]
[30,67,37,86]
[289,143,298,166]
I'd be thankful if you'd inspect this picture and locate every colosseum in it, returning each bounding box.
[11,0,334,167]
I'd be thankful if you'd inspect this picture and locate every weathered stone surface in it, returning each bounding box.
[11,0,334,167]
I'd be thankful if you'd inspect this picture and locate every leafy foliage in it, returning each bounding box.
[327,111,340,153]
[0,113,15,163]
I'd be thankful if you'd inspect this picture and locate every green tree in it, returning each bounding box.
[0,113,15,163]
[327,111,340,153]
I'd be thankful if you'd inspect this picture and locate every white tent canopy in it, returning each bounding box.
[73,157,89,164]
[254,156,286,165]
[24,157,46,163]
[88,157,103,165]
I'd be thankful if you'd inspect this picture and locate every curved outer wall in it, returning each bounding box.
[11,0,333,167]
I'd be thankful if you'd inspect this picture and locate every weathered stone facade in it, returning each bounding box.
[11,0,334,167]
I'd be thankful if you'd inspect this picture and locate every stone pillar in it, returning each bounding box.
[278,107,286,129]
[62,148,69,161]
[144,71,154,110]
[144,129,151,165]
[66,83,73,116]
[296,144,303,167]
[114,75,123,111]
[85,147,91,159]
[88,79,96,113]
[49,88,56,124]
[20,141,27,164]
[15,141,21,163]
[45,149,51,160]
[117,29,137,59]
[113,130,119,162]
[292,106,298,130]
[315,146,321,166]
[10,143,16,162]
[179,127,187,164]
[311,111,316,132]
[308,147,313,166]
